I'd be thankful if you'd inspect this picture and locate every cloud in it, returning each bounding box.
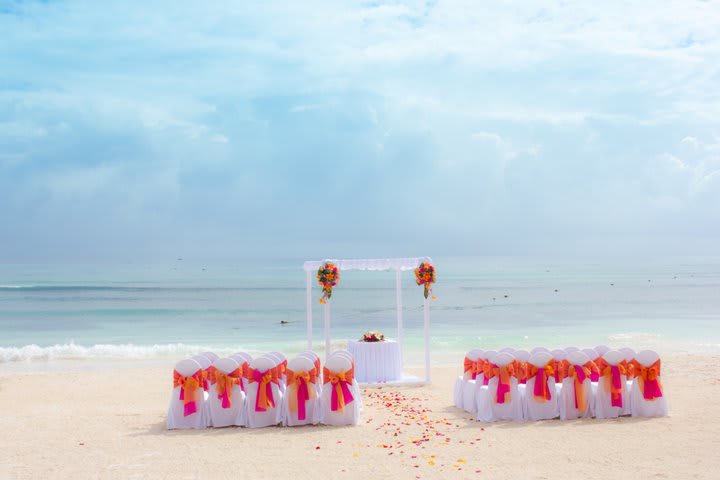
[1,0,720,260]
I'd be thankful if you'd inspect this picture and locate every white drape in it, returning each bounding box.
[303,257,432,272]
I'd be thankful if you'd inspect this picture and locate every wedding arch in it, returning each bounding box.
[303,257,433,383]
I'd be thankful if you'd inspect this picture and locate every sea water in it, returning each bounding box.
[1,256,719,370]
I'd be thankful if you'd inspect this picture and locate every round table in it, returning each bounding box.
[347,339,402,383]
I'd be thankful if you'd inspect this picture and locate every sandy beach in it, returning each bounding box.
[1,355,718,479]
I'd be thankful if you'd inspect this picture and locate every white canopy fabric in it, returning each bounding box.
[303,257,432,272]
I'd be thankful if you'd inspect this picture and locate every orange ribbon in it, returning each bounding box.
[464,356,480,380]
[584,360,600,380]
[566,364,591,413]
[173,369,201,416]
[488,364,514,404]
[286,368,317,420]
[513,360,528,384]
[323,367,355,412]
[209,367,242,408]
[553,359,570,384]
[527,364,554,402]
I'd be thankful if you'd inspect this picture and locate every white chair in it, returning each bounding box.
[206,357,245,428]
[594,350,628,419]
[329,350,362,409]
[245,356,283,428]
[464,350,496,412]
[551,349,568,397]
[269,351,288,385]
[498,347,515,353]
[476,352,523,422]
[564,346,580,353]
[513,349,531,417]
[262,353,286,393]
[631,350,668,417]
[582,348,602,382]
[320,355,360,426]
[454,349,483,409]
[167,359,206,430]
[524,351,558,420]
[283,356,321,426]
[298,351,322,393]
[618,348,636,415]
[559,352,594,420]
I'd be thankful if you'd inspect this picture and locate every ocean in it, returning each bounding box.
[1,257,719,370]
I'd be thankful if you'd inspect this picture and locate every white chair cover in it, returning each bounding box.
[454,349,482,409]
[594,350,628,419]
[631,350,668,417]
[476,353,523,422]
[282,356,321,426]
[206,357,245,428]
[320,355,360,426]
[330,350,362,410]
[559,352,593,420]
[524,352,558,420]
[167,359,207,430]
[463,350,496,413]
[245,357,283,428]
[298,351,322,395]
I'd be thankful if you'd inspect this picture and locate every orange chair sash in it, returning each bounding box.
[249,368,276,412]
[553,359,570,383]
[566,364,590,413]
[173,369,201,416]
[491,364,514,404]
[209,367,242,409]
[286,368,317,420]
[323,367,354,412]
[528,364,554,402]
[514,360,528,384]
[463,357,481,380]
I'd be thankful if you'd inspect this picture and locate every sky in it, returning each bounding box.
[1,0,719,263]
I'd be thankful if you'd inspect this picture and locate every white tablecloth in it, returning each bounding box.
[347,340,402,383]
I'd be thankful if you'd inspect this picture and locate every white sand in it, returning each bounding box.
[1,355,718,479]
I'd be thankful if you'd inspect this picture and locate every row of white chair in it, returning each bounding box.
[167,349,361,429]
[454,346,667,422]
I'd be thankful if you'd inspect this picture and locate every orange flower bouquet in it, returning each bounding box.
[414,262,436,299]
[317,261,339,304]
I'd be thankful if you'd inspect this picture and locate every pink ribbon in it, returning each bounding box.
[610,365,623,408]
[331,378,354,412]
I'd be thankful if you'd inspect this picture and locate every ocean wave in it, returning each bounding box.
[0,343,237,363]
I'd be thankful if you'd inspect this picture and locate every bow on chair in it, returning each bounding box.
[464,357,484,380]
[583,360,600,381]
[514,360,528,385]
[250,368,276,412]
[173,370,201,417]
[602,364,626,408]
[593,357,608,383]
[286,368,317,421]
[323,367,354,413]
[553,359,570,384]
[528,363,554,402]
[637,360,663,400]
[209,368,243,409]
[488,364,514,404]
[566,364,591,413]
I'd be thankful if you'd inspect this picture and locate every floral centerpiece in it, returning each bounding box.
[360,331,385,342]
[414,261,436,299]
[317,261,339,304]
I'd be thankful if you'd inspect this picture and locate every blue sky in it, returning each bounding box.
[1,1,719,262]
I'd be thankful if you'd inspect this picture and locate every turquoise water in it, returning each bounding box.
[1,257,719,368]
